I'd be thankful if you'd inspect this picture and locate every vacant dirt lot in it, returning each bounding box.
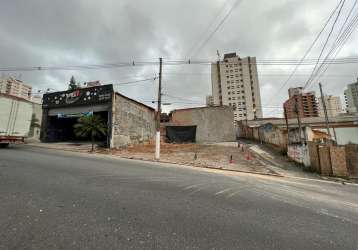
[99,142,277,175]
[27,142,277,175]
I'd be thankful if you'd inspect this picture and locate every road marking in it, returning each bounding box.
[183,183,205,190]
[215,188,232,196]
[227,190,241,198]
[188,187,205,195]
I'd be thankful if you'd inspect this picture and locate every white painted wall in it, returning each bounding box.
[332,127,358,145]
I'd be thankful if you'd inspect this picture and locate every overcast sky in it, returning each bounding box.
[1,0,357,116]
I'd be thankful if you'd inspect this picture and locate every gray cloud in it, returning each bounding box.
[1,0,357,116]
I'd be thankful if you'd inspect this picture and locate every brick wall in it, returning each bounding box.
[318,145,332,176]
[308,142,320,173]
[345,144,358,178]
[330,146,348,177]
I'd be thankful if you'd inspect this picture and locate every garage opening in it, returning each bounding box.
[46,111,109,146]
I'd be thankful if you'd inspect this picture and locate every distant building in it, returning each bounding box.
[0,77,32,100]
[344,79,358,113]
[206,95,214,106]
[211,52,263,121]
[318,95,342,117]
[85,81,101,87]
[283,87,319,119]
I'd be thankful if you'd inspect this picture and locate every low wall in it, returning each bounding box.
[318,146,332,176]
[307,142,320,173]
[330,146,348,177]
[346,144,358,178]
[287,144,310,167]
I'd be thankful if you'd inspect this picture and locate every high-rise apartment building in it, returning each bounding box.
[318,95,342,117]
[283,87,319,119]
[211,52,263,121]
[0,77,32,100]
[206,95,214,106]
[344,79,358,113]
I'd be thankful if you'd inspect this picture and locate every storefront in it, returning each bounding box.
[41,84,156,148]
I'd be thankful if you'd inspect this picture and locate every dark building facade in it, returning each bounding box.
[41,84,155,148]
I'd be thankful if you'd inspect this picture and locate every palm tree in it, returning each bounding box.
[74,115,107,152]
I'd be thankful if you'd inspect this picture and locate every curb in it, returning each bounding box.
[114,155,284,178]
[25,143,283,178]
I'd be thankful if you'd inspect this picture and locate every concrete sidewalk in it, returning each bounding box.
[208,141,321,179]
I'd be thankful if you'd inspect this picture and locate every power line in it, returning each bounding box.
[311,1,358,84]
[190,0,243,58]
[185,0,231,58]
[162,93,204,104]
[304,0,347,89]
[113,76,157,86]
[264,0,346,104]
[3,56,358,73]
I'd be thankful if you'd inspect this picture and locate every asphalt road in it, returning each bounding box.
[1,146,358,250]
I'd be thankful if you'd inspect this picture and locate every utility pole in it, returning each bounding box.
[319,82,332,140]
[284,106,290,144]
[155,58,162,160]
[294,97,303,144]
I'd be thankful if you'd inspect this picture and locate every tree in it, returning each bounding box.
[73,115,107,152]
[68,76,79,90]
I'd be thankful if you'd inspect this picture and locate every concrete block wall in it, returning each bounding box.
[308,142,320,173]
[171,106,236,143]
[111,94,155,147]
[345,144,358,178]
[330,146,348,177]
[318,146,332,176]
